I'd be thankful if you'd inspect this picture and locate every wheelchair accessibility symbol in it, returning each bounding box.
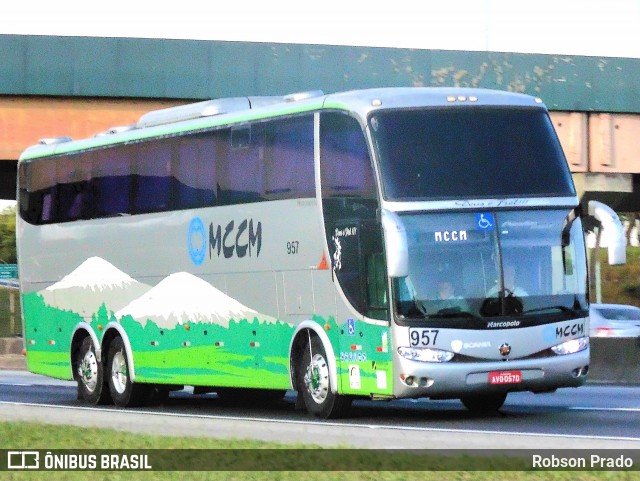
[347,318,356,336]
[475,213,495,231]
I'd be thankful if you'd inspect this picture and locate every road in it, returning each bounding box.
[1,370,640,449]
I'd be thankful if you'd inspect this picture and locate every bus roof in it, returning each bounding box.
[324,87,545,113]
[20,87,546,161]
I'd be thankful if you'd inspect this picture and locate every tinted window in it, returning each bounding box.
[321,113,375,198]
[174,134,216,209]
[595,306,640,320]
[19,160,56,224]
[371,107,575,201]
[93,146,132,217]
[217,125,265,205]
[320,112,387,320]
[133,141,173,214]
[18,114,317,225]
[264,116,315,199]
[57,155,92,222]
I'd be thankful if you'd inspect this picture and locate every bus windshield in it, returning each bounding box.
[393,209,588,325]
[371,107,575,201]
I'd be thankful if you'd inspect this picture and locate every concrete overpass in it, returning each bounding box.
[1,34,639,210]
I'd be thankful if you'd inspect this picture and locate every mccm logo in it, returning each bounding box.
[187,217,206,266]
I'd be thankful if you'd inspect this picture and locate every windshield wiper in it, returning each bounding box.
[399,302,428,318]
[426,309,483,321]
[522,305,584,316]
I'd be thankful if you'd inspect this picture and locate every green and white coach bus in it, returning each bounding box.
[16,88,617,418]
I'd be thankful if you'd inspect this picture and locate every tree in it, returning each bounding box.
[0,206,16,264]
[624,212,639,246]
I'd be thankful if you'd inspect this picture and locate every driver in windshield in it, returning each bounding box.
[488,263,528,298]
[435,279,470,312]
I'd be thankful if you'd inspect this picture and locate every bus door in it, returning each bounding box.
[330,218,392,396]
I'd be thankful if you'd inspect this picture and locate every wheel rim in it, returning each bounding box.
[111,350,128,395]
[304,353,329,404]
[78,349,98,393]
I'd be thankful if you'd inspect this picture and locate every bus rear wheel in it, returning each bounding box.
[75,336,111,405]
[460,392,507,412]
[297,335,351,419]
[107,337,152,407]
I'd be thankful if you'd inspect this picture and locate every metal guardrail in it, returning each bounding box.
[0,285,21,338]
[589,337,640,385]
[0,279,19,289]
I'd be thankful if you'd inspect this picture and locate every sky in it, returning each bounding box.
[2,0,640,58]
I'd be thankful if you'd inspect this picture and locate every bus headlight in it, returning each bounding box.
[398,346,454,363]
[550,336,589,355]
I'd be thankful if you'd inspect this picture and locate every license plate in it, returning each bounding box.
[489,370,522,384]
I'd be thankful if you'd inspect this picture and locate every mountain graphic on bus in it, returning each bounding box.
[40,256,151,316]
[115,271,269,328]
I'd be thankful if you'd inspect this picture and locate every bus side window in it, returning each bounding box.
[174,134,216,209]
[56,154,91,222]
[264,115,315,199]
[132,140,173,214]
[93,146,132,217]
[320,118,375,198]
[19,160,57,224]
[218,125,265,205]
[367,252,389,320]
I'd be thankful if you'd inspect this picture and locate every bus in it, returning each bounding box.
[16,87,618,418]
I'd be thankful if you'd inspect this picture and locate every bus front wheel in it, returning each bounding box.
[75,336,111,405]
[107,337,152,407]
[460,392,507,412]
[297,335,351,419]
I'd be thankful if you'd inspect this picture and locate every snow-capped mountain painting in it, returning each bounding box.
[115,271,265,328]
[40,257,151,317]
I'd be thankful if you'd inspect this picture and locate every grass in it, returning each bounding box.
[595,247,640,305]
[0,422,635,481]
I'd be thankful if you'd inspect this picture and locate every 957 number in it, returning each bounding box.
[286,241,299,254]
[409,328,439,347]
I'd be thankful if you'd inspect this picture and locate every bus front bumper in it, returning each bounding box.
[393,349,590,400]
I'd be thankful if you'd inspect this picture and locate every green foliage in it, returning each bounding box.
[0,205,16,264]
[22,293,83,352]
[597,248,640,305]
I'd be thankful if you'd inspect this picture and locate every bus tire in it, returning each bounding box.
[461,392,507,412]
[297,335,351,419]
[75,336,111,405]
[106,337,152,407]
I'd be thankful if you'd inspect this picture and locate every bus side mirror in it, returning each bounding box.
[381,209,409,277]
[588,200,626,265]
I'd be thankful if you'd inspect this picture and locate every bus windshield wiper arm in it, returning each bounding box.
[522,305,583,316]
[401,302,428,318]
[426,310,483,321]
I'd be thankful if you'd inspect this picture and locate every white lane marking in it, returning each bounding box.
[2,400,640,443]
[568,407,640,412]
[0,382,74,388]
